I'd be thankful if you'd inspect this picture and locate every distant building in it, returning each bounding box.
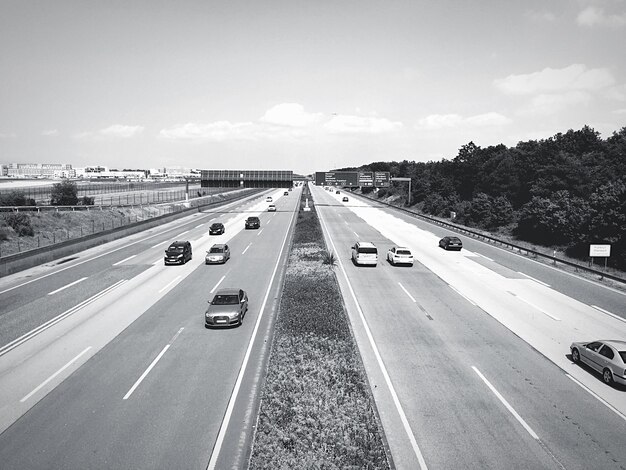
[0,164,7,177]
[5,163,73,178]
[75,166,146,179]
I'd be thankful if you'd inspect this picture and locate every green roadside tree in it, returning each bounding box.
[50,179,79,206]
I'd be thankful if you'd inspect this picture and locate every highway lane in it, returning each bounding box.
[0,187,300,469]
[313,184,626,470]
[342,191,626,319]
[0,190,277,351]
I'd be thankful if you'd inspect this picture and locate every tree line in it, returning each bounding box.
[340,125,626,271]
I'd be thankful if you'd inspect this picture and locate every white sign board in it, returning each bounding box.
[589,244,611,257]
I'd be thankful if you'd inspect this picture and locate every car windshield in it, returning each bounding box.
[211,224,221,228]
[248,218,259,222]
[209,247,224,253]
[212,294,239,305]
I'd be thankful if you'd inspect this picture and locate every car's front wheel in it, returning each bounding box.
[603,368,614,385]
[572,348,580,363]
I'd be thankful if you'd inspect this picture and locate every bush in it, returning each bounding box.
[50,180,79,206]
[0,190,35,207]
[3,212,34,237]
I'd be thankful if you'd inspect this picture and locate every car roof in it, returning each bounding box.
[214,288,241,295]
[170,240,189,246]
[247,216,260,220]
[356,241,376,248]
[600,340,626,350]
[210,244,227,249]
[394,246,410,251]
[210,222,223,226]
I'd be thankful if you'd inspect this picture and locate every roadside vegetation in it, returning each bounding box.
[249,186,390,469]
[340,125,626,272]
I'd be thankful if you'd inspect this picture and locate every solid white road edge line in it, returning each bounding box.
[0,280,127,358]
[398,282,417,303]
[206,204,296,470]
[210,275,226,294]
[113,254,137,266]
[591,305,626,323]
[566,374,626,423]
[47,277,88,295]
[517,272,551,287]
[472,366,539,439]
[475,252,494,262]
[508,292,560,321]
[158,275,182,294]
[449,285,477,306]
[21,347,92,403]
[317,206,428,470]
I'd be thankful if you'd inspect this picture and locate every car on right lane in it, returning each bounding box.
[570,340,626,385]
[387,246,414,266]
[439,236,463,251]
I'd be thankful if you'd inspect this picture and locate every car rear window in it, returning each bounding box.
[168,246,184,252]
[358,247,377,254]
[397,250,411,255]
[619,351,626,363]
[212,294,239,305]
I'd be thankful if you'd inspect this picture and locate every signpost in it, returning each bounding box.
[589,244,611,269]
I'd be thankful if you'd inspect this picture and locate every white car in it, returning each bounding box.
[570,340,626,385]
[268,204,276,212]
[387,246,414,266]
[266,196,273,202]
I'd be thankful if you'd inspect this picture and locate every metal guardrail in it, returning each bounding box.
[354,191,626,285]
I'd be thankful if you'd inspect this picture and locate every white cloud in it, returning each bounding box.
[613,108,626,115]
[494,64,615,95]
[42,129,59,137]
[521,91,592,115]
[525,10,557,22]
[417,112,511,130]
[160,104,403,141]
[324,114,403,134]
[577,6,626,27]
[260,103,323,127]
[0,132,17,139]
[99,124,144,138]
[604,84,626,101]
[159,121,257,141]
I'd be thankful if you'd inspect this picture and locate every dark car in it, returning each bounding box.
[284,191,289,196]
[439,236,463,251]
[164,240,192,265]
[205,288,249,327]
[245,216,260,229]
[336,190,341,194]
[342,196,349,202]
[209,222,225,235]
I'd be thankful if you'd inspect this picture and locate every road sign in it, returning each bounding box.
[589,244,611,257]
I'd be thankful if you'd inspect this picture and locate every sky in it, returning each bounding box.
[0,0,625,175]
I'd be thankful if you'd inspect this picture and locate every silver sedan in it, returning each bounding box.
[570,340,626,386]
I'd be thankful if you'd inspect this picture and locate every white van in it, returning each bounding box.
[351,241,378,266]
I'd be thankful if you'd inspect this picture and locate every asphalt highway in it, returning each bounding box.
[313,184,626,470]
[0,187,301,469]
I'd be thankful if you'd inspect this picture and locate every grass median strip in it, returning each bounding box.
[249,188,390,469]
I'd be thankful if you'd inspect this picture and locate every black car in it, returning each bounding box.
[164,240,192,265]
[245,216,260,229]
[209,222,225,235]
[439,236,463,251]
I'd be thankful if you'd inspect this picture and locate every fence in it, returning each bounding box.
[0,188,257,259]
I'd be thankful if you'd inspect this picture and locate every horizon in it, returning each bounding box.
[1,1,625,175]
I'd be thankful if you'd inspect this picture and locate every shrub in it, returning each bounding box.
[3,212,34,237]
[50,180,79,206]
[322,250,336,267]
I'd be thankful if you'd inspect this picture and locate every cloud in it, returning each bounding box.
[160,104,403,141]
[604,84,626,101]
[577,6,626,27]
[494,64,615,95]
[521,91,592,115]
[0,132,17,139]
[324,114,403,134]
[260,103,323,127]
[99,124,144,138]
[42,129,59,137]
[159,121,257,141]
[614,108,626,115]
[417,112,511,130]
[525,10,557,22]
